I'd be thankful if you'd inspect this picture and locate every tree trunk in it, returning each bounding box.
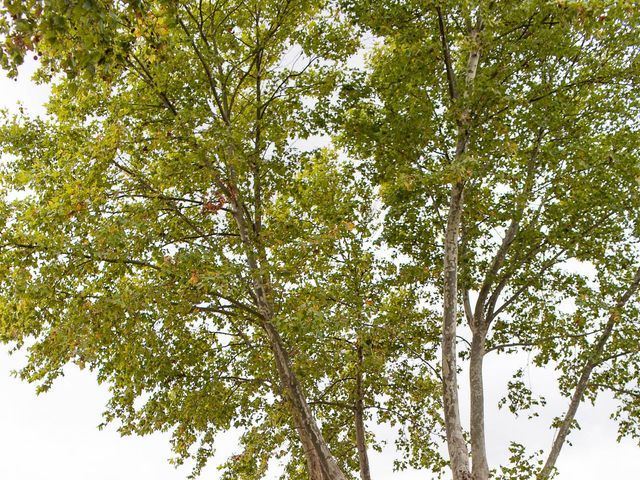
[355,344,372,480]
[442,181,472,480]
[469,329,489,480]
[263,322,348,480]
[436,12,482,478]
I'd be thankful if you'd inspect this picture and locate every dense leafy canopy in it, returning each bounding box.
[1,1,639,480]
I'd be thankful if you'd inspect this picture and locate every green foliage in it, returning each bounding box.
[339,0,640,476]
[495,442,547,480]
[1,0,640,479]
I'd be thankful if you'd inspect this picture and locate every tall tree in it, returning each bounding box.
[340,1,640,479]
[0,1,362,479]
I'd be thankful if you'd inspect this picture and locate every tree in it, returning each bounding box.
[340,1,640,479]
[0,1,368,479]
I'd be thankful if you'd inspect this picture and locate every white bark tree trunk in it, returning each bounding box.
[469,329,489,480]
[442,181,472,480]
[437,11,483,478]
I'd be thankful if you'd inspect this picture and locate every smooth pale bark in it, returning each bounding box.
[442,181,472,480]
[437,10,482,479]
[468,188,524,480]
[468,221,518,480]
[538,266,640,479]
[469,329,489,480]
[355,344,372,480]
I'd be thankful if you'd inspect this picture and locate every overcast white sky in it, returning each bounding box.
[1,61,639,480]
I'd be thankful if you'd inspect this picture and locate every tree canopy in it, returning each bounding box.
[1,1,639,480]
